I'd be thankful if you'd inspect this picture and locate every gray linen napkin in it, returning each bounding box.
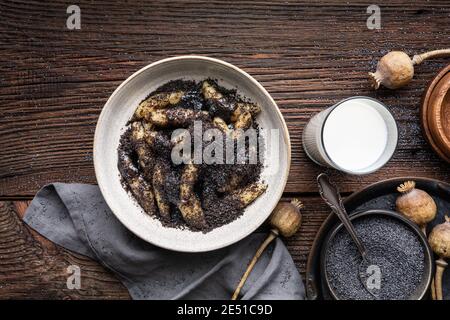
[24,183,305,300]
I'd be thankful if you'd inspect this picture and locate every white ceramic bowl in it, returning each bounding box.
[94,56,290,252]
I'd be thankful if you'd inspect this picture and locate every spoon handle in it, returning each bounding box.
[317,173,367,259]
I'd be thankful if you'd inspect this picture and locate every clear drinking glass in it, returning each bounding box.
[302,96,398,175]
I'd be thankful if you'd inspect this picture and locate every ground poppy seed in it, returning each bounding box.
[325,216,425,300]
[118,79,264,232]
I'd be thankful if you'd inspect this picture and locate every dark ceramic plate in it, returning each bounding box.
[306,177,450,300]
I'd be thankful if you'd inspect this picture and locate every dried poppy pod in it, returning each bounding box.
[369,49,450,89]
[396,181,437,234]
[231,199,303,300]
[270,198,303,237]
[428,216,450,300]
[429,216,450,258]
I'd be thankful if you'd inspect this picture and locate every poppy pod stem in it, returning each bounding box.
[231,199,303,300]
[369,49,450,90]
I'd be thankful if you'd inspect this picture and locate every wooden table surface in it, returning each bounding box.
[1,0,449,299]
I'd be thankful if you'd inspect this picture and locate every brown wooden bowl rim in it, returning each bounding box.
[420,63,450,163]
[427,72,450,155]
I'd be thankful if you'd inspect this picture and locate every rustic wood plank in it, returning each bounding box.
[1,0,449,196]
[0,201,130,299]
[0,197,326,299]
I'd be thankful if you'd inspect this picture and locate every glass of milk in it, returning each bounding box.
[302,97,398,175]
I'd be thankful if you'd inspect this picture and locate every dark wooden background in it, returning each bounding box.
[0,0,449,299]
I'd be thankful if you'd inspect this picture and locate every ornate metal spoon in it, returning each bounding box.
[317,173,380,298]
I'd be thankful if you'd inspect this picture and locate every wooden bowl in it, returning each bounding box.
[421,64,450,163]
[428,72,450,157]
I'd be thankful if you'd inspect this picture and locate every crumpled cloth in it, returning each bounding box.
[24,183,305,300]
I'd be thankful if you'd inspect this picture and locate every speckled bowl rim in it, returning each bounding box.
[93,55,291,252]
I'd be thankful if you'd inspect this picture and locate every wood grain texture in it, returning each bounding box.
[1,0,449,299]
[0,201,129,299]
[1,0,450,196]
[0,198,326,299]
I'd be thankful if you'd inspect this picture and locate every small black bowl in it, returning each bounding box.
[320,209,434,300]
